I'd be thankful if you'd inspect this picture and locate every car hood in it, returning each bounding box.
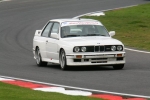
[62,36,123,46]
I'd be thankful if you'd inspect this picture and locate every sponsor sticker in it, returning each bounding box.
[61,21,101,26]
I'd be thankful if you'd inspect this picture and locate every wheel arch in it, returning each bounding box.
[35,46,39,51]
[59,48,64,56]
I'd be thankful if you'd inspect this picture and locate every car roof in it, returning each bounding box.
[50,18,101,23]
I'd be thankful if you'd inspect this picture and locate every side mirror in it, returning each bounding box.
[35,30,42,36]
[51,33,59,39]
[109,31,115,37]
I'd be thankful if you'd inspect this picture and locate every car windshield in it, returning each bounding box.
[61,25,109,38]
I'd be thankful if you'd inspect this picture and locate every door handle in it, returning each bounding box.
[46,40,48,42]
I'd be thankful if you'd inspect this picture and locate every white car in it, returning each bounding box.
[33,18,125,70]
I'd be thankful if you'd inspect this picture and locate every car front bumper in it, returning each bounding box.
[66,52,125,66]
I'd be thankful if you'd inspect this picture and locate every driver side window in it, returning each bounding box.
[51,23,59,33]
[41,22,52,37]
[50,22,60,37]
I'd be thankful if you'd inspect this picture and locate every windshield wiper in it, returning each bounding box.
[85,34,99,36]
[84,34,106,36]
[63,34,80,37]
[99,34,106,36]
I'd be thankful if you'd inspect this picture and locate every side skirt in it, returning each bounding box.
[42,58,59,64]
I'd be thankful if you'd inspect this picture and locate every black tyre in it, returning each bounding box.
[59,49,68,70]
[113,64,124,70]
[35,48,47,67]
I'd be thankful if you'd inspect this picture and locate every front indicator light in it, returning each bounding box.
[76,55,82,59]
[117,54,122,57]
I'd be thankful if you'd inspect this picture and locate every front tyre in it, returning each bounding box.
[113,64,124,70]
[35,48,47,67]
[59,49,68,70]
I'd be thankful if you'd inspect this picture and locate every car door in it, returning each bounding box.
[46,22,60,61]
[39,22,53,59]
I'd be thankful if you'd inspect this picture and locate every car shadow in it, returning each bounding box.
[44,63,115,71]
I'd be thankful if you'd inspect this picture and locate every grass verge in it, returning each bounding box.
[0,82,102,100]
[84,3,150,51]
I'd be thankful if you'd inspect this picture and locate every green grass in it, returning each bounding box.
[84,3,150,51]
[0,82,102,100]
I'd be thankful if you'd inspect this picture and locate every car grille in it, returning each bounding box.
[91,58,107,60]
[86,45,112,52]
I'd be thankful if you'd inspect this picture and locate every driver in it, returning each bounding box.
[88,27,95,34]
[61,26,70,37]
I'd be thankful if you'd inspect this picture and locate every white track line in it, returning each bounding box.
[101,5,138,11]
[73,11,105,19]
[34,87,92,96]
[0,75,150,98]
[73,5,138,18]
[74,5,150,54]
[0,0,11,2]
[125,48,150,54]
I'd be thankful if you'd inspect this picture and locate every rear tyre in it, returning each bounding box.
[59,49,68,70]
[35,48,47,67]
[113,64,124,70]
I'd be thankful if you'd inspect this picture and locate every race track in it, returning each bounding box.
[0,0,150,96]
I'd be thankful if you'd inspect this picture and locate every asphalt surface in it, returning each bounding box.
[0,0,150,96]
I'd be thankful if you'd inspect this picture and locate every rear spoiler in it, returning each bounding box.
[35,30,42,36]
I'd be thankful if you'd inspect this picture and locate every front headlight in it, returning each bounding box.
[117,46,123,51]
[74,46,80,52]
[111,46,116,51]
[81,47,86,52]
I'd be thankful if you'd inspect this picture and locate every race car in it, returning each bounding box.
[33,18,125,70]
